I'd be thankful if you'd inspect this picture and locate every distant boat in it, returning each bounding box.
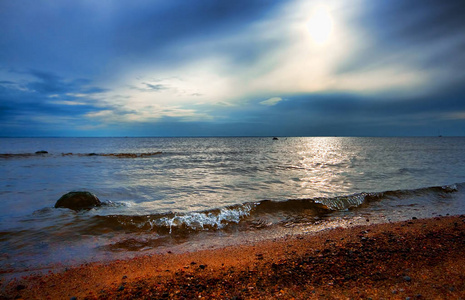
[272,137,278,140]
[437,129,443,137]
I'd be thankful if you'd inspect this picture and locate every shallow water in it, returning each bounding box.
[1,137,465,275]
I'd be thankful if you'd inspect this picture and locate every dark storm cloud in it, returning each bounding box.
[1,0,465,137]
[338,0,465,77]
[220,88,465,137]
[0,70,108,136]
[112,0,284,58]
[0,0,285,74]
[366,0,465,44]
[26,70,107,95]
[0,2,111,75]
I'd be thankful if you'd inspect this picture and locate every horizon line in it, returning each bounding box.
[0,135,461,139]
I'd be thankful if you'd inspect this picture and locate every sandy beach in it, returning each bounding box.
[1,215,465,299]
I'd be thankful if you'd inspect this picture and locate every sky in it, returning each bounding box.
[1,0,465,137]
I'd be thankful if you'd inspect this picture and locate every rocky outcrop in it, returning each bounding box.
[55,191,102,210]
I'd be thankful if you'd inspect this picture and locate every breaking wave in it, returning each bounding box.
[89,183,461,234]
[95,204,253,234]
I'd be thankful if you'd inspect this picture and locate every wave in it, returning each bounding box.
[94,204,253,234]
[73,152,162,157]
[0,151,49,158]
[2,182,461,255]
[0,151,162,159]
[89,183,462,235]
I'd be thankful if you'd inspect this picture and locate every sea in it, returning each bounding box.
[1,137,465,277]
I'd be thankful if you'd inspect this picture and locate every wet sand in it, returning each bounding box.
[2,215,465,299]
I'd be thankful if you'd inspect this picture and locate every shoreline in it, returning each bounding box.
[2,215,465,299]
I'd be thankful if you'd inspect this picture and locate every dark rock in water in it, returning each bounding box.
[35,150,48,154]
[55,191,102,210]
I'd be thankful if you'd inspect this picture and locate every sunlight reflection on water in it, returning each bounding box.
[1,137,465,274]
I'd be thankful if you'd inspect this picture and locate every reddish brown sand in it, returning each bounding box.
[2,216,465,299]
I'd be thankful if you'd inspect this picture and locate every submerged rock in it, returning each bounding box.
[54,191,102,210]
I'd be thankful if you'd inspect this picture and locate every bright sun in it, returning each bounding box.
[307,7,334,44]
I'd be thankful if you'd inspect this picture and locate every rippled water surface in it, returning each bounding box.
[1,137,465,274]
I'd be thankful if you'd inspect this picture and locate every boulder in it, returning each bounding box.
[55,191,102,210]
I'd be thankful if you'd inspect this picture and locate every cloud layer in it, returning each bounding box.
[1,0,464,136]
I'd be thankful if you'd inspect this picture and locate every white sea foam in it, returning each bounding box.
[442,184,458,192]
[158,205,253,233]
[315,193,368,210]
[2,137,465,273]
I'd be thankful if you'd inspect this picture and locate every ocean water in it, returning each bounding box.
[1,137,465,276]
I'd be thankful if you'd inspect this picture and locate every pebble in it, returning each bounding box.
[9,216,465,300]
[16,285,26,291]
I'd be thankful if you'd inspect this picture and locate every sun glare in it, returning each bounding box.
[307,7,334,44]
